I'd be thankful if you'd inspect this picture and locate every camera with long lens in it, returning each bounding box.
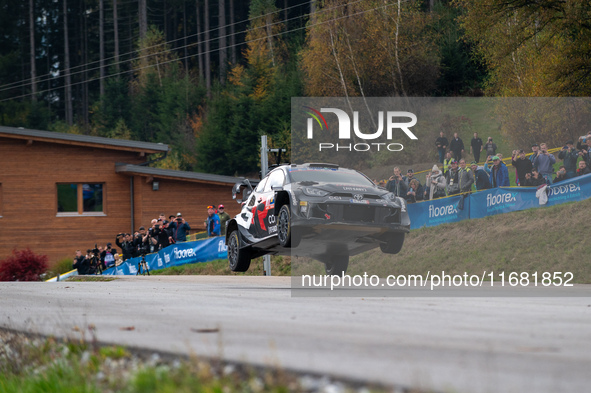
[88,243,102,274]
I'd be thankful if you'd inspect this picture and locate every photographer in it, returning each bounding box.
[558,140,578,179]
[101,243,117,269]
[143,219,160,253]
[484,137,497,158]
[524,167,546,186]
[73,250,91,275]
[386,167,408,197]
[133,226,147,257]
[169,213,191,242]
[116,233,134,261]
[153,219,170,250]
[533,143,556,185]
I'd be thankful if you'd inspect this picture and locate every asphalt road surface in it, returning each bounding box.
[1,276,590,393]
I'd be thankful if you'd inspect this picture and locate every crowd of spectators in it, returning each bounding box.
[384,132,591,203]
[74,204,234,274]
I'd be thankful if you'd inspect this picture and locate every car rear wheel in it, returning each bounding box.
[324,254,349,276]
[228,230,252,272]
[277,205,292,247]
[379,233,405,254]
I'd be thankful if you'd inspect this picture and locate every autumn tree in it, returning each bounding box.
[300,0,440,98]
[458,0,591,97]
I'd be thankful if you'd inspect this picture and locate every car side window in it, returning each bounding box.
[264,170,285,192]
[255,178,267,193]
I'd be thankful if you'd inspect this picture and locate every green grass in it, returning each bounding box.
[0,330,311,393]
[66,276,117,282]
[333,197,591,283]
[150,255,291,276]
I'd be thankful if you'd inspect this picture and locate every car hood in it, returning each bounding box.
[294,182,392,199]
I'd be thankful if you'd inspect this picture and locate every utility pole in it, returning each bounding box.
[261,136,287,276]
[261,136,271,276]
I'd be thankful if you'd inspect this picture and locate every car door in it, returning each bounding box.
[254,169,285,239]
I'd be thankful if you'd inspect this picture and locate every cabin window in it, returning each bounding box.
[57,183,104,216]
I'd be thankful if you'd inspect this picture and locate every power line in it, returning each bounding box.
[0,0,402,101]
[0,0,310,93]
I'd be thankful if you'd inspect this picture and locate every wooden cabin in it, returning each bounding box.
[0,126,242,266]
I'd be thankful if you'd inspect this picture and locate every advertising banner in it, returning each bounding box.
[407,194,470,229]
[408,173,591,228]
[104,236,228,275]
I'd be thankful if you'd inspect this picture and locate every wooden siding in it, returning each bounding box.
[133,177,240,235]
[0,137,146,266]
[0,137,241,268]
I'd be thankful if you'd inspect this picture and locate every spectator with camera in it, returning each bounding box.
[533,143,556,185]
[386,167,408,197]
[524,167,546,186]
[153,218,171,250]
[558,140,579,179]
[101,243,117,269]
[169,213,191,242]
[483,137,497,158]
[554,166,568,182]
[116,233,135,261]
[73,250,91,275]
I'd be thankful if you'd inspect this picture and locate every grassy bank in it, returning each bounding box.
[342,197,591,283]
[0,328,353,393]
[151,255,291,276]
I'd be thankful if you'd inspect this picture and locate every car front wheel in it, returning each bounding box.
[277,205,292,247]
[379,233,405,254]
[228,230,252,272]
[324,254,349,276]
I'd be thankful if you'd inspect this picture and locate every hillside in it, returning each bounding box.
[343,197,591,283]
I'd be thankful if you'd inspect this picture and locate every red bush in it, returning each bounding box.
[0,249,48,281]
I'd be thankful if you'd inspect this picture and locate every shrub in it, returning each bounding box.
[46,257,75,278]
[0,249,48,281]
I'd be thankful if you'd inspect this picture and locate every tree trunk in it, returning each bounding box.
[139,0,147,40]
[196,0,204,79]
[29,0,37,102]
[310,0,315,14]
[204,0,211,93]
[113,0,120,74]
[63,0,73,125]
[183,2,188,70]
[229,0,236,64]
[99,0,105,96]
[218,0,226,83]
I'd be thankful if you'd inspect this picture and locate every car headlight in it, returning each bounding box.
[384,192,398,201]
[302,187,329,197]
[397,197,407,212]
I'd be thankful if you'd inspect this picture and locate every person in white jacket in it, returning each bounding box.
[425,165,447,200]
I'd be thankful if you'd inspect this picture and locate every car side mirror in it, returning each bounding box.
[272,185,284,191]
[257,202,265,212]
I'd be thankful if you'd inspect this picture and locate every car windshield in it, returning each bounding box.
[288,167,375,186]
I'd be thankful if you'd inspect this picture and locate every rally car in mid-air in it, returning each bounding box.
[226,163,411,275]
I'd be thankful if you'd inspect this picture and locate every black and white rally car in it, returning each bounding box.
[226,163,411,275]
